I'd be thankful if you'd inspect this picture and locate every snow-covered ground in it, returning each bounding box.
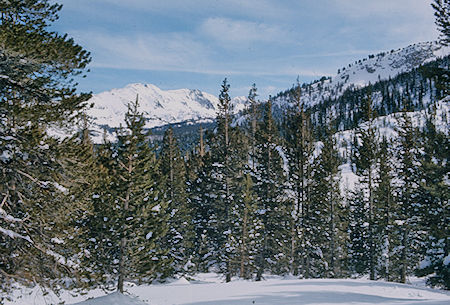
[6,274,450,305]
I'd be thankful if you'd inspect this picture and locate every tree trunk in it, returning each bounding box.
[240,206,248,279]
[118,156,132,293]
[330,187,336,278]
[400,228,408,283]
[369,167,375,280]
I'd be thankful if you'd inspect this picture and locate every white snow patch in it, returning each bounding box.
[71,292,148,305]
[6,275,450,305]
[443,254,450,266]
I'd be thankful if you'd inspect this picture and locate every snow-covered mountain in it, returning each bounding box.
[86,83,247,142]
[84,41,448,143]
[275,41,449,108]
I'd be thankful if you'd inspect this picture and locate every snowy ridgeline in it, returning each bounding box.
[274,41,450,109]
[48,41,448,144]
[6,274,450,305]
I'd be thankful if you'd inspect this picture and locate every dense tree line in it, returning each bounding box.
[41,82,445,292]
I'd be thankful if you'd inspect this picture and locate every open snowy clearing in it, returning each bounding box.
[6,274,450,305]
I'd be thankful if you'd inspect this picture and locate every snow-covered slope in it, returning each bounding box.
[275,41,449,108]
[5,274,450,305]
[86,83,246,142]
[336,97,449,192]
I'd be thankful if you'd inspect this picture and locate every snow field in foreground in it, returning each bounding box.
[6,274,450,305]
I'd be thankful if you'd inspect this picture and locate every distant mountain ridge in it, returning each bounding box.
[85,41,449,143]
[86,83,246,142]
[275,41,449,108]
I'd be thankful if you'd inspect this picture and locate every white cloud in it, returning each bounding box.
[330,0,433,17]
[200,17,290,45]
[63,0,293,20]
[327,0,439,47]
[72,31,212,72]
[69,29,329,79]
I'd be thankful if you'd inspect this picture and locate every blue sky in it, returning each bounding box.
[53,0,439,98]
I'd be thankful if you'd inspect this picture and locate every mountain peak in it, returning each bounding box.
[86,83,248,143]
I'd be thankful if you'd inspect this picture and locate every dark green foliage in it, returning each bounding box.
[348,187,370,275]
[187,147,217,273]
[351,97,378,280]
[0,0,90,292]
[282,84,315,277]
[392,110,423,283]
[309,125,342,278]
[207,79,248,281]
[415,116,450,289]
[159,127,194,275]
[80,100,170,292]
[432,0,450,46]
[253,99,290,279]
[374,137,395,281]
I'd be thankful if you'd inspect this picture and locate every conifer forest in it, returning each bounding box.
[0,0,449,302]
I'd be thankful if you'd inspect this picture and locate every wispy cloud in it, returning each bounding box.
[330,0,433,18]
[57,0,442,98]
[65,0,293,20]
[200,17,290,46]
[69,29,323,77]
[72,31,211,72]
[329,0,438,44]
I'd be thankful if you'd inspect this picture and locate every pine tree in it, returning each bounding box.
[0,0,90,291]
[239,84,260,279]
[393,110,423,283]
[187,146,217,273]
[351,96,379,280]
[81,99,170,292]
[238,173,260,279]
[247,83,259,173]
[159,127,194,275]
[309,124,342,277]
[207,79,248,281]
[348,186,370,275]
[432,0,450,46]
[254,99,290,279]
[53,117,104,288]
[374,137,395,281]
[415,115,449,288]
[283,83,315,276]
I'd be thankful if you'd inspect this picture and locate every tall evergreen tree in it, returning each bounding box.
[309,124,342,278]
[187,145,217,273]
[159,127,194,275]
[351,96,379,280]
[432,0,450,46]
[348,186,370,276]
[81,99,170,292]
[393,110,423,283]
[208,79,248,281]
[0,0,90,291]
[374,137,395,281]
[254,99,290,279]
[284,83,314,276]
[416,115,449,288]
[238,173,260,279]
